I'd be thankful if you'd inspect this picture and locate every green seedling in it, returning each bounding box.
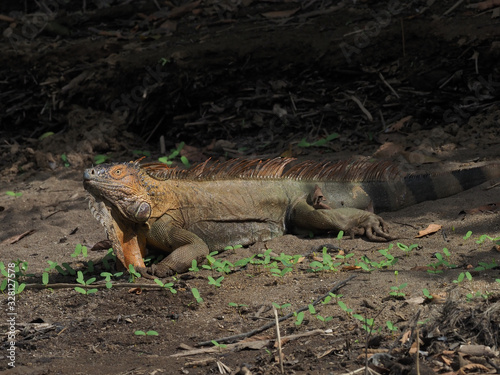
[353,314,378,334]
[102,249,116,271]
[224,244,243,251]
[234,254,256,268]
[0,263,26,294]
[61,262,77,276]
[308,304,317,315]
[476,234,500,245]
[397,242,419,256]
[42,272,50,286]
[12,260,34,279]
[322,293,343,305]
[466,291,491,302]
[71,243,88,258]
[189,259,200,272]
[386,321,398,334]
[337,300,353,315]
[463,231,472,240]
[297,133,339,147]
[308,247,340,272]
[272,302,291,313]
[153,279,177,294]
[389,283,407,298]
[208,275,224,287]
[211,340,227,351]
[474,260,498,271]
[251,249,274,266]
[128,264,141,282]
[135,330,159,336]
[453,272,472,285]
[74,271,98,295]
[100,271,124,289]
[39,131,54,140]
[158,142,187,166]
[270,267,293,278]
[228,302,248,309]
[294,311,305,326]
[422,289,433,300]
[442,247,451,259]
[316,314,333,323]
[159,57,170,65]
[94,154,110,164]
[61,153,70,167]
[5,191,22,197]
[191,288,203,303]
[427,249,456,274]
[203,252,233,274]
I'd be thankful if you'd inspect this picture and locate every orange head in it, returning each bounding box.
[83,162,152,223]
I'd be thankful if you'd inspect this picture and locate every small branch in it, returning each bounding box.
[273,306,284,374]
[197,275,357,346]
[443,0,464,16]
[23,282,165,290]
[379,73,400,98]
[350,95,373,122]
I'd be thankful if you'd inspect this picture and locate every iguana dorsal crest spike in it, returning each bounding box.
[140,158,405,182]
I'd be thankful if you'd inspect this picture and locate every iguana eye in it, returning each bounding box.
[114,169,122,175]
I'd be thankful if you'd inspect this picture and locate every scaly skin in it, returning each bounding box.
[83,158,500,277]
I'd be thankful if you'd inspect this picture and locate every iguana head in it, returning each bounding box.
[83,162,152,223]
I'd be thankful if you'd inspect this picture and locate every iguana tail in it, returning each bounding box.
[371,162,500,212]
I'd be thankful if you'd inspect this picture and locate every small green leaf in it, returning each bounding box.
[74,287,87,294]
[135,330,146,336]
[94,155,110,164]
[6,191,22,197]
[297,138,311,147]
[180,156,191,168]
[39,131,54,140]
[146,331,159,336]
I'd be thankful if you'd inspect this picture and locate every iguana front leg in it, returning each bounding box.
[146,215,209,277]
[290,200,393,242]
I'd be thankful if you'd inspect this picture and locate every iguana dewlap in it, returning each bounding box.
[83,158,499,278]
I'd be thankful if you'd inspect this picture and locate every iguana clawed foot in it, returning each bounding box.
[346,213,395,242]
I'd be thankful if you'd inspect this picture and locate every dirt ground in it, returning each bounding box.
[1,1,500,374]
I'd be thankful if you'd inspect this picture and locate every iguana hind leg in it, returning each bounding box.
[290,200,393,242]
[146,215,209,277]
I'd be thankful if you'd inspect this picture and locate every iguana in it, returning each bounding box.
[83,158,500,278]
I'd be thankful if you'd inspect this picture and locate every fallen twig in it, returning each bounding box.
[173,329,324,357]
[197,275,357,346]
[22,282,166,290]
[273,306,284,374]
[349,95,373,122]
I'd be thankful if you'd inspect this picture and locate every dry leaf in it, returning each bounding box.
[342,265,361,271]
[400,329,411,344]
[372,142,404,159]
[416,224,442,238]
[384,115,412,133]
[262,7,300,18]
[90,239,113,251]
[128,287,143,294]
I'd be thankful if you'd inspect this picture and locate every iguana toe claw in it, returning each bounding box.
[136,266,157,279]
